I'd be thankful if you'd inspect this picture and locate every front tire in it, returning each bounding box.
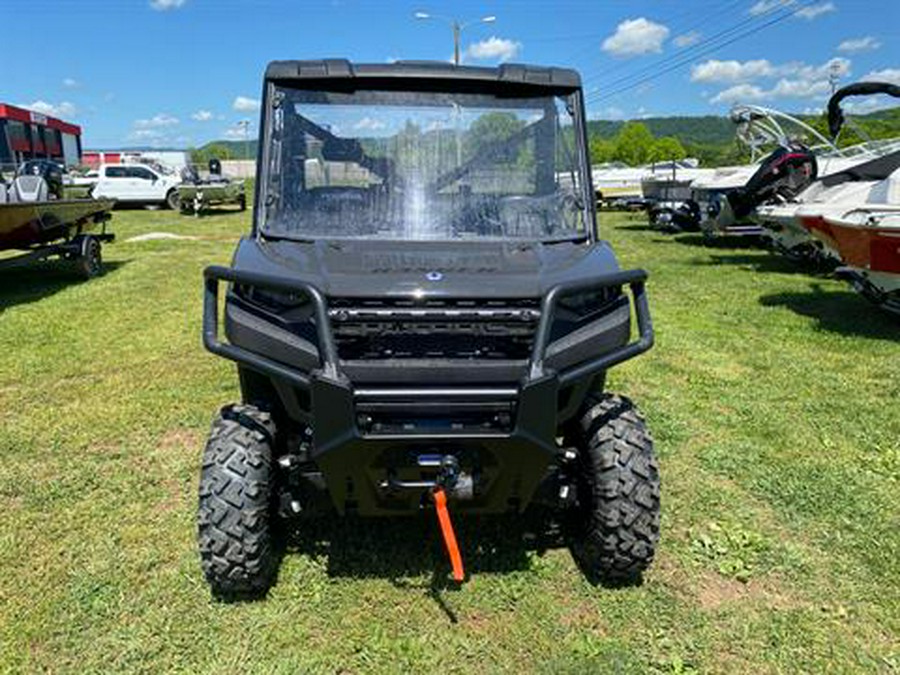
[569,394,660,584]
[198,404,279,598]
[166,189,180,211]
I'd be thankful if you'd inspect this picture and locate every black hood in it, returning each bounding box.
[230,237,622,298]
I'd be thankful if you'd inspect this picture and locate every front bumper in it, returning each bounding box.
[203,265,654,514]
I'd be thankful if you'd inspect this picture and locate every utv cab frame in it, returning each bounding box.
[198,59,660,597]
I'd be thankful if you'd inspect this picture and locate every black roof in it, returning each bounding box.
[264,59,581,90]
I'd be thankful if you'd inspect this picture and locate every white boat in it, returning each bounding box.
[756,82,900,263]
[591,162,648,204]
[806,165,900,311]
[697,102,900,238]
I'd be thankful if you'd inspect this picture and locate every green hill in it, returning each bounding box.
[189,140,258,163]
[192,106,900,168]
[589,107,900,146]
[588,115,738,146]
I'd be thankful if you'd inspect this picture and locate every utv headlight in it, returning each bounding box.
[237,284,310,311]
[557,287,618,320]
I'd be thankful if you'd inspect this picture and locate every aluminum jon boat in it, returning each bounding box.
[0,161,114,279]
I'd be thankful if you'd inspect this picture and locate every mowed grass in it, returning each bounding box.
[0,203,898,673]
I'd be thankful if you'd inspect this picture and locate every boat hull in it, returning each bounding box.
[824,212,900,312]
[0,199,115,251]
[824,212,900,276]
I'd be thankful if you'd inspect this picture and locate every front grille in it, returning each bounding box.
[328,297,540,360]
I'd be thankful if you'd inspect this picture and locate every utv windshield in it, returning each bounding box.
[260,85,589,241]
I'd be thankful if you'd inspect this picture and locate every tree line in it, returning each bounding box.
[588,107,900,168]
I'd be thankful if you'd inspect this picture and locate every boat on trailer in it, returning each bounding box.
[697,102,899,239]
[0,160,114,279]
[755,82,900,265]
[825,210,900,313]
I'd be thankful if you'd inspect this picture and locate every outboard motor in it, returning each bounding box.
[727,142,817,220]
[16,160,64,201]
[208,158,222,176]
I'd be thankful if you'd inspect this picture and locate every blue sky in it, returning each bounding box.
[5,0,898,149]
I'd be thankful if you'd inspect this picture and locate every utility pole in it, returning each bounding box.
[829,61,841,95]
[237,119,251,169]
[414,12,496,65]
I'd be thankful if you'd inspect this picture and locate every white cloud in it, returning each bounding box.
[673,31,701,48]
[592,106,624,120]
[191,110,213,122]
[842,96,897,115]
[353,116,386,131]
[795,1,835,19]
[149,0,186,10]
[130,129,163,140]
[710,84,767,104]
[691,59,775,83]
[694,57,851,102]
[223,125,253,140]
[232,96,260,112]
[602,18,670,57]
[837,36,881,53]
[780,57,850,80]
[861,68,900,85]
[749,0,835,20]
[749,0,794,16]
[769,78,831,98]
[466,37,522,62]
[707,58,855,105]
[134,113,179,128]
[19,100,77,118]
[62,77,79,89]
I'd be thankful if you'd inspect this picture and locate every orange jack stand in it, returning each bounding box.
[432,487,465,582]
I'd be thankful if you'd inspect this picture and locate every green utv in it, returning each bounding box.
[199,59,660,596]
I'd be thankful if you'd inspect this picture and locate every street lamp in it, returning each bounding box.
[414,11,496,65]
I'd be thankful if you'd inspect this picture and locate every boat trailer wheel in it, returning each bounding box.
[72,235,103,279]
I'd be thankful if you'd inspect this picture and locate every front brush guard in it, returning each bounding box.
[203,265,654,391]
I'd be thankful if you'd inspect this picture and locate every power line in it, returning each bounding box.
[582,1,801,98]
[577,0,748,91]
[585,0,817,106]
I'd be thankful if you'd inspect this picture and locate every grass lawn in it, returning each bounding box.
[0,204,898,673]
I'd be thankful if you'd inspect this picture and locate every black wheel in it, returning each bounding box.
[73,235,103,279]
[569,393,660,584]
[238,194,247,211]
[166,189,180,211]
[198,403,279,599]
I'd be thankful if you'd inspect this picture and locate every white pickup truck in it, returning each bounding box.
[91,164,181,209]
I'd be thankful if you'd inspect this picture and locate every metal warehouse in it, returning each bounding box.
[0,103,82,169]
